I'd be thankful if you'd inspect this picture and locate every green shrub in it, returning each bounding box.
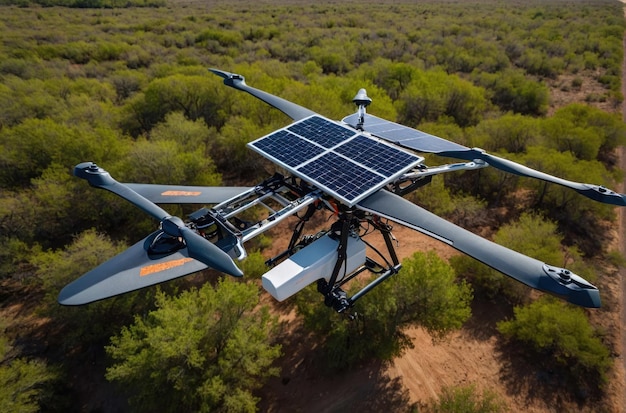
[497,297,611,393]
[296,251,472,371]
[106,280,281,413]
[427,384,506,413]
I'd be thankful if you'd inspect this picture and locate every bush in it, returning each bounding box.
[473,70,549,116]
[296,251,472,371]
[497,297,611,394]
[106,280,281,413]
[396,69,488,127]
[0,323,57,413]
[426,384,506,413]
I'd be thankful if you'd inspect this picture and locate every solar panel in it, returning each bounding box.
[297,153,386,202]
[335,134,420,177]
[248,115,424,206]
[342,113,469,154]
[251,130,324,168]
[287,116,355,148]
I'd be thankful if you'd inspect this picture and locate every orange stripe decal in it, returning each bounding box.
[161,191,202,197]
[140,257,194,277]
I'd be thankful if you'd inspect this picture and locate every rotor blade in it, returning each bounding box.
[443,149,626,206]
[344,113,626,206]
[178,226,243,276]
[342,112,469,153]
[58,232,208,305]
[124,183,251,204]
[210,68,316,121]
[74,162,170,221]
[74,162,243,277]
[357,190,601,308]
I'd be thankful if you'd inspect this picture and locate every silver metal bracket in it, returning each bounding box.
[390,161,487,196]
[188,175,323,262]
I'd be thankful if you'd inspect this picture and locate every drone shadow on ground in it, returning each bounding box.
[461,293,515,342]
[258,321,414,413]
[463,296,603,409]
[494,338,601,410]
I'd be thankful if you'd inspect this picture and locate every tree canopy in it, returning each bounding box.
[296,251,472,371]
[105,280,281,413]
[497,297,611,394]
[0,328,56,413]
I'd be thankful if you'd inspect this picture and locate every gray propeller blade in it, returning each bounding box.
[210,68,316,121]
[343,112,469,154]
[124,183,250,204]
[58,232,208,305]
[74,162,242,277]
[343,113,626,206]
[357,190,600,308]
[443,149,626,206]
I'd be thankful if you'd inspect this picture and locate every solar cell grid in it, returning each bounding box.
[297,153,385,201]
[248,115,424,206]
[250,130,324,167]
[335,135,420,177]
[287,116,355,148]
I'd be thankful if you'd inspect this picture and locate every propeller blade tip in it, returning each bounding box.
[58,287,88,306]
[73,162,115,186]
[541,265,601,308]
[567,288,601,308]
[208,68,245,86]
[208,68,228,78]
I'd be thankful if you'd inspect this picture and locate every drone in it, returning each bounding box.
[58,68,626,311]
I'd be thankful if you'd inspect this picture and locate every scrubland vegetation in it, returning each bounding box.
[0,0,625,411]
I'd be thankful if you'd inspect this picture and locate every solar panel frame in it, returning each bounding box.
[248,115,424,206]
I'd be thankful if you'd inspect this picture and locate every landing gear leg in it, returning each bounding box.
[318,212,353,313]
[319,215,402,314]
